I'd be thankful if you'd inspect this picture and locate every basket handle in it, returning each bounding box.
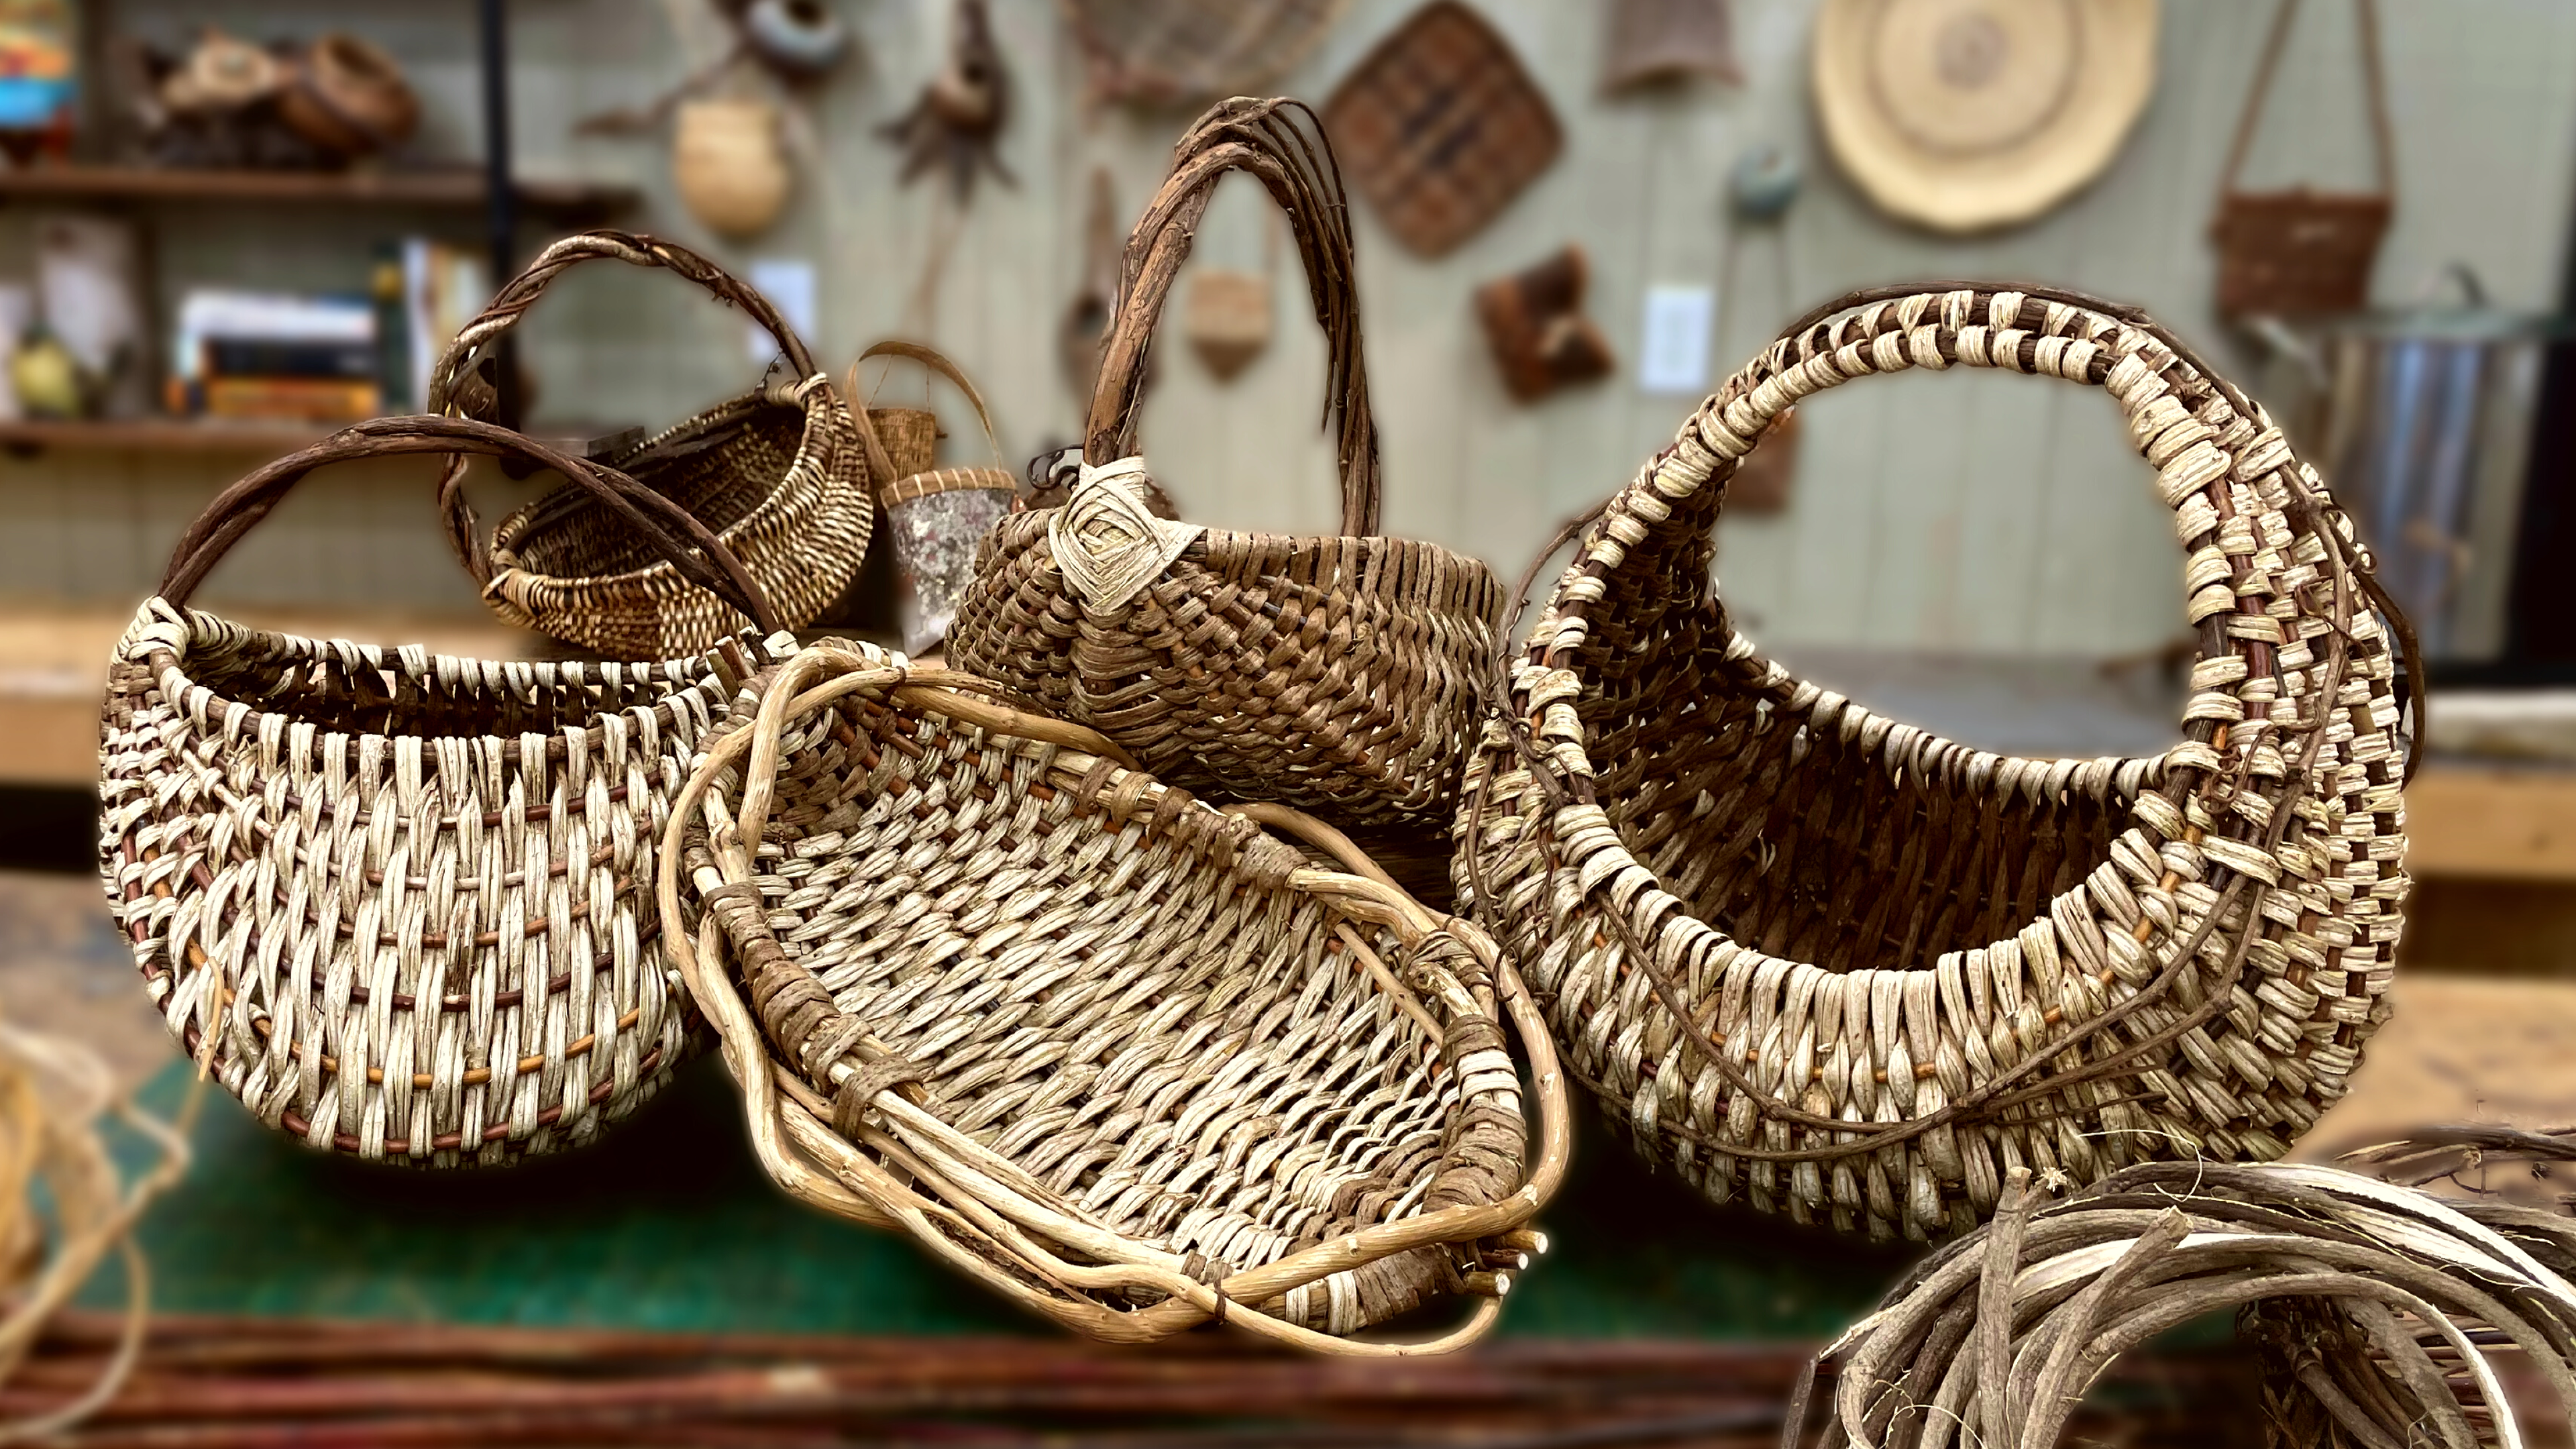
[425,230,824,421]
[846,338,1006,490]
[1085,97,1380,539]
[158,415,782,634]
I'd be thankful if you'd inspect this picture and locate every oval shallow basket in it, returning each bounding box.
[429,231,872,659]
[100,416,794,1165]
[1458,285,2419,1242]
[947,98,1505,830]
[663,643,1567,1350]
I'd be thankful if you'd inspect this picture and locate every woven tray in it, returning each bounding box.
[664,642,1568,1350]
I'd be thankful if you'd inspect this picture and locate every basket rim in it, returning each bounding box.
[662,643,1571,1352]
[113,598,771,753]
[486,383,862,595]
[1488,282,2404,990]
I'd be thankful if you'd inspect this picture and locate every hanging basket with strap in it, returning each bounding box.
[1458,285,2420,1242]
[99,416,795,1166]
[2210,0,2395,321]
[947,98,1506,830]
[663,642,1567,1350]
[429,231,873,659]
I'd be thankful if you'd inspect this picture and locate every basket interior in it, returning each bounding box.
[166,617,724,743]
[1562,488,2140,977]
[729,692,1485,1271]
[510,396,804,581]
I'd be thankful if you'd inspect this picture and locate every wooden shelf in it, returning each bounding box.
[0,419,331,455]
[0,165,638,215]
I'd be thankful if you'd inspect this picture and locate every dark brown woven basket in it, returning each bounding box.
[99,415,789,1165]
[1460,284,2420,1242]
[429,231,871,659]
[946,98,1506,830]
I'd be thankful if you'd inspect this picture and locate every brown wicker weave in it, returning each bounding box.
[429,231,871,659]
[1458,285,2422,1242]
[661,642,1567,1350]
[947,98,1506,829]
[99,415,794,1166]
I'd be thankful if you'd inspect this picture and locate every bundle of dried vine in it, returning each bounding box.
[1788,1161,2576,1449]
[0,1023,190,1444]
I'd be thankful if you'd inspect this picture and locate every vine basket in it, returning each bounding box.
[1458,285,2420,1242]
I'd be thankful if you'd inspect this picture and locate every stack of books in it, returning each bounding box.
[166,238,488,426]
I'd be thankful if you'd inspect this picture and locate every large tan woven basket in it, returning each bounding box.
[99,416,794,1166]
[1458,285,2421,1242]
[429,231,872,659]
[661,643,1566,1350]
[947,99,1505,829]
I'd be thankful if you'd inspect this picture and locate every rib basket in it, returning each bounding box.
[1458,285,2420,1242]
[662,643,1566,1350]
[946,98,1505,830]
[99,416,794,1165]
[429,231,872,659]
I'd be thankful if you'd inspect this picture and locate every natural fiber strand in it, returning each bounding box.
[1785,1161,2576,1449]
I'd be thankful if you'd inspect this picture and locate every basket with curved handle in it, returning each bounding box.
[97,414,796,1166]
[1458,284,2418,1242]
[429,230,871,659]
[947,97,1505,828]
[661,641,1569,1350]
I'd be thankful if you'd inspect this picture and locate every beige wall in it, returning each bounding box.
[7,0,2574,658]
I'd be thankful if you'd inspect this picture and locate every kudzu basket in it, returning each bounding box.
[662,643,1566,1350]
[948,98,1505,829]
[1458,285,2420,1242]
[99,416,794,1165]
[429,230,872,659]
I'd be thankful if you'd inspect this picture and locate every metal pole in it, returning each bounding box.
[478,0,520,429]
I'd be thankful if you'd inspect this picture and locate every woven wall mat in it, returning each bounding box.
[8,1310,2265,1448]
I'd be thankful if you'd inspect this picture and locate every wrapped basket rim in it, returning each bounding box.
[124,598,772,751]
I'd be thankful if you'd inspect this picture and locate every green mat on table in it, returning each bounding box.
[87,1055,1913,1339]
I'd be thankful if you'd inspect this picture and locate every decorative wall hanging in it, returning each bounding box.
[1063,0,1348,106]
[673,97,793,237]
[741,0,851,77]
[1460,284,2420,1242]
[1474,246,1613,403]
[1321,1,1562,258]
[1812,0,2159,233]
[1602,0,1740,92]
[849,339,1017,654]
[2210,0,2392,320]
[881,0,1011,201]
[1181,212,1277,381]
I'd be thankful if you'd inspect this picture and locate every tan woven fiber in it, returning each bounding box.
[1458,284,2420,1242]
[946,98,1506,830]
[99,416,796,1166]
[429,231,873,660]
[661,643,1568,1350]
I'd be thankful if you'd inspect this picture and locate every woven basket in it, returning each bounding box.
[99,416,794,1166]
[429,231,871,659]
[1458,285,2422,1242]
[661,642,1567,1350]
[947,98,1505,830]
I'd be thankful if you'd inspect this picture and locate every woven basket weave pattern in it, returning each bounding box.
[665,646,1563,1349]
[435,232,872,660]
[99,602,791,1164]
[485,388,867,659]
[946,99,1505,828]
[1458,287,2408,1241]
